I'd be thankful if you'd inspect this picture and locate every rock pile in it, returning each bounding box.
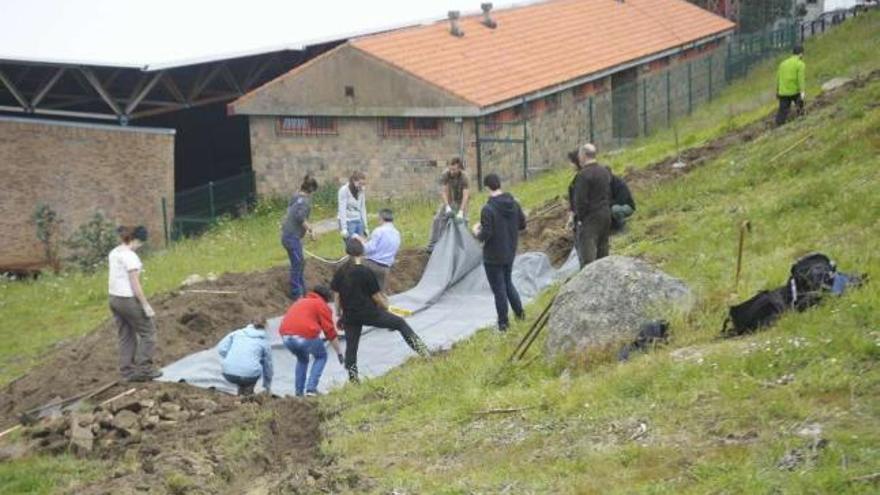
[23,390,222,457]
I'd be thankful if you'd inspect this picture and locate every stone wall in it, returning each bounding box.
[249,116,477,203]
[249,41,728,202]
[0,117,175,270]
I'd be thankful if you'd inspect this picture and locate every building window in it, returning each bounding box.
[382,117,442,137]
[277,116,337,136]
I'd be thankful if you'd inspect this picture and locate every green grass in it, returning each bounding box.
[2,11,878,389]
[0,455,104,494]
[318,60,880,494]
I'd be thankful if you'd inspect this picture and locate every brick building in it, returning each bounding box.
[0,116,174,270]
[230,0,735,200]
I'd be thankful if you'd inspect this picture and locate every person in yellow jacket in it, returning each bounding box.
[775,45,806,126]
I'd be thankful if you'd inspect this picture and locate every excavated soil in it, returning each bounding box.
[0,249,427,428]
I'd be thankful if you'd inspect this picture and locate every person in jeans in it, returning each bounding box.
[108,225,161,382]
[279,285,344,397]
[775,45,806,126]
[216,317,273,396]
[281,174,318,300]
[571,143,612,268]
[472,173,527,332]
[426,157,470,252]
[353,208,400,291]
[331,239,429,383]
[337,171,368,242]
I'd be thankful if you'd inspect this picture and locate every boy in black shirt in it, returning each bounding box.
[331,239,429,382]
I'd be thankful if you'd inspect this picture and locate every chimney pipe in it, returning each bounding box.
[448,10,464,37]
[481,3,497,29]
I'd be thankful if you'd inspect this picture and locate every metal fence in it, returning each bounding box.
[473,6,873,186]
[166,171,256,239]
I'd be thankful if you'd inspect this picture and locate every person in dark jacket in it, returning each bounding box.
[472,173,527,332]
[331,239,429,383]
[610,174,636,232]
[571,143,612,268]
[281,175,318,300]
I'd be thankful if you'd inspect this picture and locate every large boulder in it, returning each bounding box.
[544,256,692,359]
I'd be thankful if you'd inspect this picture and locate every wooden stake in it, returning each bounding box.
[769,134,811,163]
[0,424,22,439]
[473,406,535,416]
[734,220,751,292]
[99,387,137,407]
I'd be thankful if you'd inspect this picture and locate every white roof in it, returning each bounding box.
[0,0,530,70]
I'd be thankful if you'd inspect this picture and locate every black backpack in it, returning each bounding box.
[722,285,792,337]
[788,253,836,311]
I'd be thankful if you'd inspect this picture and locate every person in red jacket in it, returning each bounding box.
[279,285,343,396]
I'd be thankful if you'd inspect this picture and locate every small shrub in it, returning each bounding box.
[65,212,119,272]
[311,180,340,212]
[31,203,62,273]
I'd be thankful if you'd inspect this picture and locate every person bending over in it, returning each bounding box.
[279,285,343,397]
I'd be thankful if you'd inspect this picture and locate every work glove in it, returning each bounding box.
[444,205,453,215]
[455,210,464,221]
[337,353,345,365]
[142,303,156,319]
[340,228,349,238]
[471,223,482,237]
[800,91,805,101]
[565,215,574,230]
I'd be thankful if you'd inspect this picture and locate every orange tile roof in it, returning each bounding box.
[351,0,735,108]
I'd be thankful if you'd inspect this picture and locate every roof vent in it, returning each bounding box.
[448,10,464,37]
[481,3,497,29]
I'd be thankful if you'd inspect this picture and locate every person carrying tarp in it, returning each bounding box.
[426,157,470,253]
[775,45,806,127]
[472,173,527,332]
[216,317,273,397]
[331,239,429,383]
[571,143,612,268]
[279,285,343,397]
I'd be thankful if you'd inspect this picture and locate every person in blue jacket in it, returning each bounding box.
[216,317,274,396]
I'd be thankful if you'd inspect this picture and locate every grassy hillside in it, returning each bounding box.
[0,11,878,391]
[319,68,880,494]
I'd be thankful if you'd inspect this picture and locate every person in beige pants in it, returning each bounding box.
[108,225,161,382]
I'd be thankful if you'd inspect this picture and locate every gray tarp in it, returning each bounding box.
[159,220,578,396]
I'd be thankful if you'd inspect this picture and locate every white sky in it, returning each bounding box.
[0,0,529,69]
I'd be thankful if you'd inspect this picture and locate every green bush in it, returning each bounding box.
[31,203,62,272]
[64,212,119,273]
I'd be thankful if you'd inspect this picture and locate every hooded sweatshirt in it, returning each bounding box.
[476,192,527,265]
[217,325,273,388]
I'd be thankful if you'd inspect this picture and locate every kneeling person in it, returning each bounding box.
[279,285,343,397]
[217,317,273,396]
[331,239,429,383]
[610,174,636,232]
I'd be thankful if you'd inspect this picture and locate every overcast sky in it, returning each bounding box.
[0,0,528,68]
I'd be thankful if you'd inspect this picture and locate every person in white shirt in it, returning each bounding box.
[353,208,401,291]
[337,171,368,241]
[108,225,161,382]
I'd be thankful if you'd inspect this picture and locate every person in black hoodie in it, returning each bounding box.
[472,173,527,332]
[610,174,636,232]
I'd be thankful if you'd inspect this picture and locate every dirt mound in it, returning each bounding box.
[14,381,352,495]
[520,197,573,266]
[0,249,427,428]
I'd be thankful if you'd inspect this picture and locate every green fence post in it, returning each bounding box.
[161,197,169,247]
[665,70,670,126]
[522,118,529,181]
[641,80,648,136]
[208,181,215,219]
[708,54,713,101]
[588,96,595,143]
[687,61,693,115]
[475,119,483,192]
[725,40,732,83]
